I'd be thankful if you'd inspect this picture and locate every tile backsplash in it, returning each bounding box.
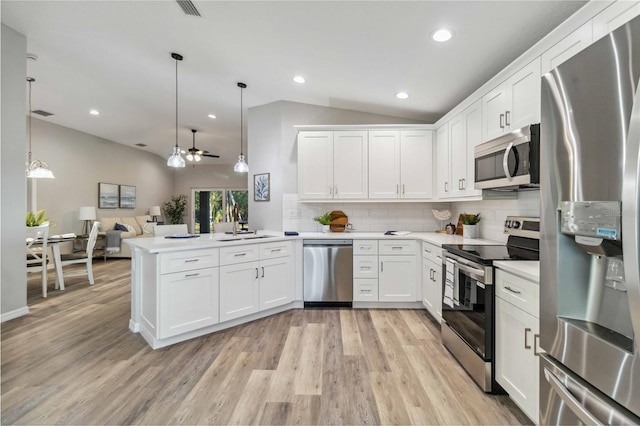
[282,190,540,242]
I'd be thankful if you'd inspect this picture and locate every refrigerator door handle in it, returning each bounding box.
[544,367,603,426]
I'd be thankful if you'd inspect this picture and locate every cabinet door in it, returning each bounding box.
[159,267,219,339]
[482,83,508,142]
[449,114,466,197]
[379,255,417,302]
[422,258,434,313]
[220,262,260,322]
[433,261,442,322]
[400,130,433,199]
[368,130,401,199]
[354,255,379,279]
[297,131,333,199]
[541,21,593,74]
[259,256,293,311]
[333,131,368,199]
[507,58,541,132]
[354,278,379,302]
[435,124,450,199]
[463,100,483,196]
[593,1,640,42]
[495,297,540,423]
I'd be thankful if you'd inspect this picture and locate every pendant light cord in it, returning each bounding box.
[27,78,33,164]
[240,85,244,156]
[175,58,179,149]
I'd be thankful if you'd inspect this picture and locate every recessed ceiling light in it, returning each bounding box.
[293,76,306,84]
[432,29,453,42]
[208,114,217,119]
[89,109,100,115]
[396,92,410,99]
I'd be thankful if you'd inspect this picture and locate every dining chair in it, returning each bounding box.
[59,221,100,285]
[26,223,50,297]
[154,224,188,237]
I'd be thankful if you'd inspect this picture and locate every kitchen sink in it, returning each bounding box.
[218,235,273,242]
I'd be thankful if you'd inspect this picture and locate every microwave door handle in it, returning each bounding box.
[503,142,514,179]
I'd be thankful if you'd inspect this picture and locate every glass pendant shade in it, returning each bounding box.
[233,154,249,173]
[27,160,55,178]
[167,146,185,168]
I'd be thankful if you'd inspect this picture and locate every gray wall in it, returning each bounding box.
[1,24,28,318]
[30,119,174,235]
[173,164,248,231]
[247,100,425,231]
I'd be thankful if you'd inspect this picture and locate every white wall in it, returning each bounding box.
[30,119,174,235]
[173,164,248,230]
[248,100,425,231]
[1,24,28,319]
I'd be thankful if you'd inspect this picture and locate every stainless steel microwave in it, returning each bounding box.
[474,124,540,190]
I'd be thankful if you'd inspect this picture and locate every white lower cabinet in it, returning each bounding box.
[422,257,442,322]
[159,266,220,339]
[219,242,294,323]
[379,255,417,302]
[354,278,379,301]
[495,268,540,424]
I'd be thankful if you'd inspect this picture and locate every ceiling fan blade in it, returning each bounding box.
[202,153,220,158]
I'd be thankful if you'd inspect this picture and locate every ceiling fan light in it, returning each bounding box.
[234,154,249,173]
[195,155,201,162]
[186,153,194,161]
[27,160,55,178]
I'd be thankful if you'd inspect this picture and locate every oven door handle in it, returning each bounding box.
[445,253,487,278]
[455,262,486,278]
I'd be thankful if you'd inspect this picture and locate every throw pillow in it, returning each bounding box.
[114,222,128,232]
[124,223,135,233]
[142,222,155,235]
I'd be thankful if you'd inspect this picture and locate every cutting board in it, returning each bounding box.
[330,210,348,232]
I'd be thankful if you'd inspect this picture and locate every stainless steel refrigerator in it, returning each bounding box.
[540,15,640,424]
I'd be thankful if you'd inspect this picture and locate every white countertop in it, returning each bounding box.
[125,230,502,253]
[493,260,540,282]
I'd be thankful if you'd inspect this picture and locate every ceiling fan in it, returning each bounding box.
[185,129,219,161]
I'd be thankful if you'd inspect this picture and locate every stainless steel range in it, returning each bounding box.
[441,216,539,392]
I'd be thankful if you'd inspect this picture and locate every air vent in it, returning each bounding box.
[32,110,53,117]
[176,0,201,16]
[135,143,147,147]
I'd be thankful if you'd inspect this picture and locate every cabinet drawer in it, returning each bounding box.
[353,255,379,278]
[260,240,292,260]
[219,244,260,266]
[160,248,219,275]
[354,279,379,302]
[495,269,539,318]
[422,241,442,263]
[353,240,378,255]
[379,239,416,255]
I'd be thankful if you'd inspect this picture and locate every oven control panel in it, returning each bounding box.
[504,216,540,239]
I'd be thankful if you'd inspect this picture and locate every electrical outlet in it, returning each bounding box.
[288,209,301,219]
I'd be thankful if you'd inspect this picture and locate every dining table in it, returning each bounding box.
[28,234,76,291]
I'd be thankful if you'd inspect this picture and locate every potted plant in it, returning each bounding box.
[313,212,332,233]
[26,209,48,227]
[461,213,481,239]
[163,195,188,225]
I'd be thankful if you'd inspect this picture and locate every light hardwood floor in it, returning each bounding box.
[2,259,531,425]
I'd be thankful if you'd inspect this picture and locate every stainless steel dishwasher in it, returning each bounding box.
[303,239,353,307]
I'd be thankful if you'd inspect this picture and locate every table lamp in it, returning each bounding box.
[149,206,161,222]
[78,206,96,235]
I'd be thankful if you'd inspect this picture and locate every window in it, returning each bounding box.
[192,188,248,234]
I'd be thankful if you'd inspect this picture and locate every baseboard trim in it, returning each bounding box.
[1,306,30,322]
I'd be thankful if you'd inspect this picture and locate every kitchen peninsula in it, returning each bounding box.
[126,231,498,349]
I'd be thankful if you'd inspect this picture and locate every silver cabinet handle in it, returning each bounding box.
[444,182,448,192]
[184,259,199,263]
[185,273,199,277]
[524,327,532,349]
[458,179,462,190]
[396,184,399,195]
[261,266,265,278]
[334,185,338,196]
[255,268,259,279]
[499,113,505,129]
[534,334,540,356]
[380,261,384,272]
[402,184,405,195]
[429,269,434,280]
[543,368,603,426]
[505,110,510,126]
[329,185,333,196]
[504,285,521,294]
[461,178,465,190]
[361,289,372,293]
[234,252,247,257]
[270,248,282,252]
[424,248,431,254]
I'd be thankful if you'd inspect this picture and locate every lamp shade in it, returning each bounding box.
[78,206,96,221]
[149,206,162,217]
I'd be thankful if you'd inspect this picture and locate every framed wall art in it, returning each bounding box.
[98,182,119,209]
[254,173,270,202]
[119,185,136,209]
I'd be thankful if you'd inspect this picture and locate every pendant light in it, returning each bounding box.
[233,82,249,173]
[167,52,186,168]
[26,77,55,179]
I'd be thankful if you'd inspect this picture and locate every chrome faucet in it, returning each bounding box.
[232,203,239,236]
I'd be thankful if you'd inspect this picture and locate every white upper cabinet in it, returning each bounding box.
[368,129,433,200]
[593,1,640,42]
[541,21,593,74]
[481,58,541,142]
[435,124,450,199]
[298,130,368,200]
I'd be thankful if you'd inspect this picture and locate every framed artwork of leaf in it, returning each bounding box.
[254,173,270,202]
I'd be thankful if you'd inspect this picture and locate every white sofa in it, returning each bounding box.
[98,215,155,258]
